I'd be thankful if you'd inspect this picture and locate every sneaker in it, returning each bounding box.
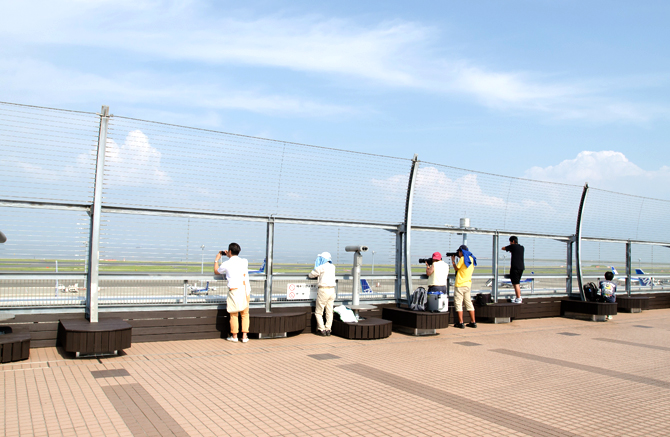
[454,322,465,329]
[325,330,331,336]
[607,315,613,320]
[242,337,249,343]
[466,322,477,328]
[226,336,238,342]
[316,330,327,336]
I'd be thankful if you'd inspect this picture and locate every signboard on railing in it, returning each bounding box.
[286,283,318,300]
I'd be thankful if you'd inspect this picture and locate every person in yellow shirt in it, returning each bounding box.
[450,245,477,329]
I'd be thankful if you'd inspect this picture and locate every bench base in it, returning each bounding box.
[381,307,449,335]
[58,318,132,357]
[332,317,392,340]
[617,296,649,313]
[393,326,437,336]
[248,310,306,339]
[256,332,287,339]
[563,312,610,322]
[475,303,520,323]
[560,299,617,318]
[0,332,31,363]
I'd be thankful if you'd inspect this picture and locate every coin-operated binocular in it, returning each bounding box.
[345,246,369,309]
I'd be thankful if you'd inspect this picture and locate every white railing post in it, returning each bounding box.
[492,233,499,303]
[86,105,109,323]
[264,218,275,312]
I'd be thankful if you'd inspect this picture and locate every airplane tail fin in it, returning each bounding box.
[635,268,646,275]
[250,259,266,274]
[361,279,373,293]
[609,266,619,275]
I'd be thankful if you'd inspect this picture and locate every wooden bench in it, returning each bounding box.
[332,317,392,340]
[475,302,520,324]
[248,309,307,338]
[58,318,132,357]
[617,296,649,313]
[560,299,617,322]
[0,328,31,363]
[381,307,449,335]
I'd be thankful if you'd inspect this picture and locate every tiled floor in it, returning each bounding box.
[3,309,670,436]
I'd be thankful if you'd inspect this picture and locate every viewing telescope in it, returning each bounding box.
[345,245,368,253]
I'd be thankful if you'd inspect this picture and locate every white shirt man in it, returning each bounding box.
[215,244,251,343]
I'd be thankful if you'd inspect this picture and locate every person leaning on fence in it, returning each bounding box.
[502,236,525,303]
[599,271,617,320]
[426,252,448,296]
[309,252,336,337]
[215,243,252,343]
[451,245,477,329]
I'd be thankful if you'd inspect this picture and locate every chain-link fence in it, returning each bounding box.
[2,101,670,310]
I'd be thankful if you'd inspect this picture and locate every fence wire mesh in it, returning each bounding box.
[2,101,670,308]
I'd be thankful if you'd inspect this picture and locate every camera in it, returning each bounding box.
[419,258,434,265]
[446,252,459,257]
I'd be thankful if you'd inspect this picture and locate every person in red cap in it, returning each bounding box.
[426,251,449,298]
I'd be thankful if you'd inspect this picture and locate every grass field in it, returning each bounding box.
[1,259,668,276]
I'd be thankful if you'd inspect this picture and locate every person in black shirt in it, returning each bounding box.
[501,236,525,303]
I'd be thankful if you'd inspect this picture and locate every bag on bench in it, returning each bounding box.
[410,287,428,311]
[583,282,600,302]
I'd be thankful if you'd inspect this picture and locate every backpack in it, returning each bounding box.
[475,293,492,306]
[583,282,600,302]
[410,287,428,311]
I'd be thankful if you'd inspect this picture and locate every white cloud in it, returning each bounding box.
[0,57,354,118]
[104,130,170,186]
[373,166,506,208]
[0,1,664,122]
[524,151,670,198]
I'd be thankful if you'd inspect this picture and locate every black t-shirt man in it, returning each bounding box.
[502,236,525,303]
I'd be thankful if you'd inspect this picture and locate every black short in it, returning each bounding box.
[509,268,524,285]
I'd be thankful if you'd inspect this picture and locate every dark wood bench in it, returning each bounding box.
[332,317,392,340]
[58,318,132,357]
[560,299,617,321]
[617,296,649,313]
[475,302,520,324]
[381,307,449,335]
[0,328,31,363]
[248,309,307,338]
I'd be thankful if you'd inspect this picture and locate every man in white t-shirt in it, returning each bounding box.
[309,252,336,336]
[215,243,252,343]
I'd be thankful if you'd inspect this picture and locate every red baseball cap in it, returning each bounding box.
[432,252,442,261]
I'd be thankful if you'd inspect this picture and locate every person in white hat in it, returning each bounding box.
[309,252,336,336]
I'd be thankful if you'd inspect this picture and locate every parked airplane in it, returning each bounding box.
[610,266,657,286]
[249,259,266,274]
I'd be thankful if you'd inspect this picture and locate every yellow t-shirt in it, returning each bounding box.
[454,256,474,287]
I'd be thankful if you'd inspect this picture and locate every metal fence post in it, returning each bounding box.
[566,238,574,295]
[86,105,109,323]
[625,241,632,296]
[395,225,403,307]
[264,218,275,312]
[575,183,589,301]
[492,233,499,303]
[403,155,419,304]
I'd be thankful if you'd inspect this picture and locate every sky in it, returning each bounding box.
[1,0,670,199]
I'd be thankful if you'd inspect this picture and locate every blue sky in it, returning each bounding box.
[1,0,670,198]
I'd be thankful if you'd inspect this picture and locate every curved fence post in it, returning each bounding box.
[395,224,403,306]
[403,155,419,304]
[575,183,589,301]
[86,105,110,323]
[566,237,574,296]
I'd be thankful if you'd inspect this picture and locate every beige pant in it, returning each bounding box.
[454,285,474,312]
[229,295,250,335]
[315,287,336,331]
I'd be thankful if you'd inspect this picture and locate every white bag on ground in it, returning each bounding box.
[333,305,358,323]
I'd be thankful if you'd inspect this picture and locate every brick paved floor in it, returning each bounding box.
[3,309,670,436]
